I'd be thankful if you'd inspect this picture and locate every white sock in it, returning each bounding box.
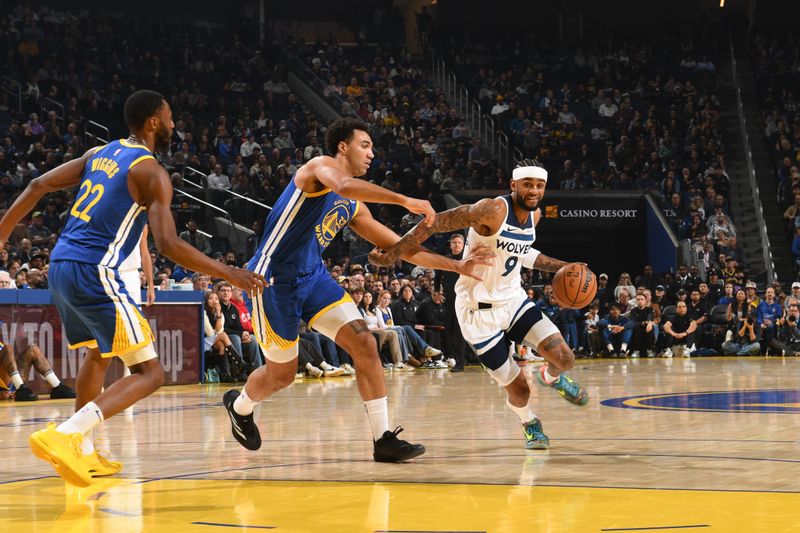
[9,371,23,388]
[57,401,103,435]
[43,370,60,388]
[233,386,258,416]
[507,398,537,424]
[320,362,332,370]
[607,344,614,352]
[364,397,390,440]
[80,431,95,456]
[543,367,559,384]
[621,344,628,351]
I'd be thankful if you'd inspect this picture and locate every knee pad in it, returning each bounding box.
[119,344,158,367]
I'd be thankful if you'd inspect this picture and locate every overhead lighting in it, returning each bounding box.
[720,0,725,6]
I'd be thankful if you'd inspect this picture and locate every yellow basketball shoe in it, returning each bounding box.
[29,423,93,487]
[81,450,123,477]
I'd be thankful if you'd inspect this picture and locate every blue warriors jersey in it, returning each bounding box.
[247,176,360,277]
[245,175,360,350]
[51,139,153,268]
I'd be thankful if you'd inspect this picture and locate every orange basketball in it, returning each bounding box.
[552,263,597,309]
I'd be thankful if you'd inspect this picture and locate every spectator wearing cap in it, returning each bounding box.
[653,284,671,309]
[706,271,724,302]
[745,280,761,309]
[27,211,53,248]
[595,273,613,315]
[784,282,800,313]
[180,220,212,255]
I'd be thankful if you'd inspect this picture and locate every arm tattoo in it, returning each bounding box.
[384,200,499,262]
[533,253,568,273]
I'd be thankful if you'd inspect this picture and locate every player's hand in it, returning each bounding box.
[225,266,269,296]
[457,243,495,281]
[403,198,436,227]
[368,247,395,267]
[145,286,156,307]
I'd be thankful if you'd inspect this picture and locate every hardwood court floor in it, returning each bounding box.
[1,357,800,532]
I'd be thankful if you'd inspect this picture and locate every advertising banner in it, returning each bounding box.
[0,303,202,394]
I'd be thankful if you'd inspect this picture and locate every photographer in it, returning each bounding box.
[721,309,761,356]
[769,303,800,356]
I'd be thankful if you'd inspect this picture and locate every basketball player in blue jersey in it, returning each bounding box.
[370,160,588,450]
[0,90,266,486]
[224,117,493,462]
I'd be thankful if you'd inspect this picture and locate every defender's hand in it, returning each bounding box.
[225,267,269,296]
[403,198,436,227]
[457,243,495,281]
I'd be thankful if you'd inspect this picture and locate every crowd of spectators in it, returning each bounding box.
[290,37,504,197]
[751,32,800,275]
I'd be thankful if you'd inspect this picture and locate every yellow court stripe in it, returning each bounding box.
[307,293,354,331]
[129,155,155,170]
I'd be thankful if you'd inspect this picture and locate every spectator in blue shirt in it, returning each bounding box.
[757,287,783,348]
[717,283,735,307]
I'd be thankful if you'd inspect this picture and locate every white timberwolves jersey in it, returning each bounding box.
[455,195,540,305]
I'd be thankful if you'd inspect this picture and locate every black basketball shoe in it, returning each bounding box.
[223,389,261,450]
[373,427,425,463]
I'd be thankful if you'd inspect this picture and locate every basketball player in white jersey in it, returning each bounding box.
[369,160,588,449]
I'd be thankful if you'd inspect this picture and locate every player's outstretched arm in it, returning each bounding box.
[349,204,493,281]
[368,198,503,267]
[0,150,94,244]
[310,161,435,225]
[132,161,267,294]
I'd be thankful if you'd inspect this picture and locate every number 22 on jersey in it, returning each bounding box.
[70,179,105,222]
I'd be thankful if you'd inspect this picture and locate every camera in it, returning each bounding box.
[789,315,797,324]
[746,316,754,325]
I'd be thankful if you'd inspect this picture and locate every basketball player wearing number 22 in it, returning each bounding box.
[369,160,589,450]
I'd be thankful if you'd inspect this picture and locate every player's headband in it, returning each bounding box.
[512,166,548,182]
